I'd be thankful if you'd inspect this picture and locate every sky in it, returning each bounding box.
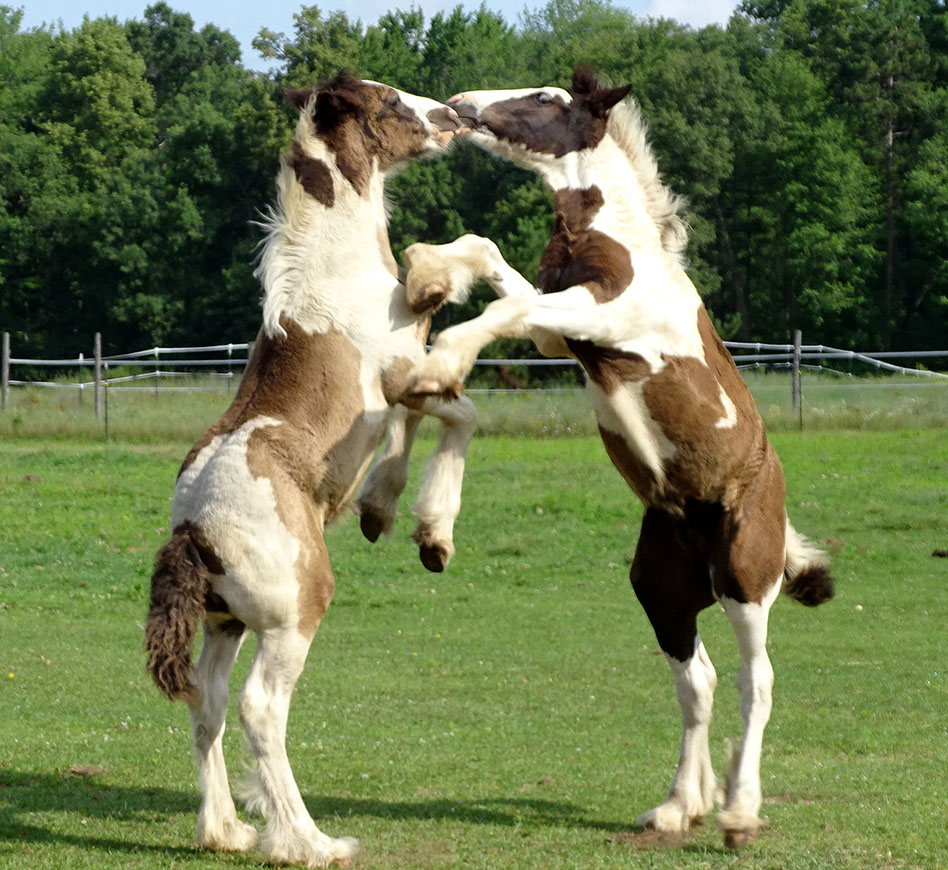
[20,0,742,72]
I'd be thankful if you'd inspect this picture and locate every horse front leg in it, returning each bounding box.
[357,405,423,542]
[409,394,477,572]
[405,294,537,400]
[404,234,540,308]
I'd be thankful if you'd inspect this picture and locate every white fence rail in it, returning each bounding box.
[2,330,947,417]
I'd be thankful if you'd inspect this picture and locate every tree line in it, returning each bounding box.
[2,0,947,360]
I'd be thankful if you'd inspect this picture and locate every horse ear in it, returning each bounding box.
[570,65,631,117]
[584,84,632,118]
[314,84,366,126]
[283,88,315,112]
[570,63,600,97]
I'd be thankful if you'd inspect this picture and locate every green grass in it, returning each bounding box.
[1,370,946,441]
[1,430,946,868]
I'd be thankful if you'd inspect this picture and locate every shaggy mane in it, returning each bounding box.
[606,100,689,264]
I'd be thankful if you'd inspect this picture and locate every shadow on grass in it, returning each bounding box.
[0,769,652,856]
[301,791,633,835]
[0,768,722,858]
[0,768,203,858]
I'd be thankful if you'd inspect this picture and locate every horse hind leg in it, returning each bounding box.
[717,578,780,848]
[189,617,257,852]
[631,509,718,834]
[239,626,357,868]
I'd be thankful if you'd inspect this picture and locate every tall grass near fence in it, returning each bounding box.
[0,371,945,442]
[1,431,946,869]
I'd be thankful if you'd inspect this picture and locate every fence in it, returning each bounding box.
[2,330,947,433]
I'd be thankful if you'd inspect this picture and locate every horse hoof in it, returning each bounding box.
[405,376,447,398]
[723,827,758,849]
[360,511,385,543]
[419,543,449,573]
[408,282,447,315]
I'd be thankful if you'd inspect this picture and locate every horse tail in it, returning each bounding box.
[144,524,214,702]
[783,520,835,606]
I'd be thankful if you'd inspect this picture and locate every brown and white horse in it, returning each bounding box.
[145,74,474,867]
[402,67,835,848]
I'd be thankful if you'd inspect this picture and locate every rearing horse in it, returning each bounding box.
[145,74,473,868]
[402,67,835,849]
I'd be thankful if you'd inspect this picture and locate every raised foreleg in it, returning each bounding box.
[404,285,604,400]
[357,394,476,572]
[357,405,424,542]
[409,394,477,572]
[404,234,541,305]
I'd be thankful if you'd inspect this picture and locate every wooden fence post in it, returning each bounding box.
[94,332,103,419]
[1,332,9,411]
[0,332,10,409]
[791,329,803,429]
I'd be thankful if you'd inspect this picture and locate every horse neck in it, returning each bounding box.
[258,143,393,337]
[541,138,666,252]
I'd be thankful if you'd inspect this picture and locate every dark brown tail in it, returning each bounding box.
[783,521,835,607]
[145,525,212,701]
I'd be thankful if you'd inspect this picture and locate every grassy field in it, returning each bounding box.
[0,427,946,869]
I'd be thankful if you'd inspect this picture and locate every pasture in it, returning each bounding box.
[1,424,946,868]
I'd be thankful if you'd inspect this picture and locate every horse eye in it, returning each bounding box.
[536,92,553,105]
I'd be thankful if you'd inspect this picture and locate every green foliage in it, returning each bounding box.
[1,0,948,357]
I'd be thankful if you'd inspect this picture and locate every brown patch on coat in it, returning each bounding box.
[537,187,634,302]
[290,143,334,206]
[598,425,661,505]
[242,318,381,515]
[241,318,392,634]
[575,304,788,606]
[178,316,388,637]
[569,341,650,392]
[294,529,336,639]
[572,305,768,509]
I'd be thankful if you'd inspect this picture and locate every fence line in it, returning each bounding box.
[2,330,947,415]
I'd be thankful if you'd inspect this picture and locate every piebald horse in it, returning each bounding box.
[145,74,473,867]
[402,67,834,849]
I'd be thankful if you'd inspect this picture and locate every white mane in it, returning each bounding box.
[606,100,689,265]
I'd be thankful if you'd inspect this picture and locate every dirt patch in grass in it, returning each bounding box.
[608,829,689,849]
